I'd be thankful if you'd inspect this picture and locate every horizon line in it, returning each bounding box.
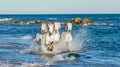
[0,13,120,15]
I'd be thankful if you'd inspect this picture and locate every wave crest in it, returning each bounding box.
[0,18,13,22]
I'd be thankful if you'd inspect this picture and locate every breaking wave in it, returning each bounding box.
[0,18,13,22]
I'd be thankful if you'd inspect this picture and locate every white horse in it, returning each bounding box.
[61,22,73,51]
[45,23,56,51]
[36,23,50,52]
[54,22,61,42]
[46,22,61,51]
[36,23,48,45]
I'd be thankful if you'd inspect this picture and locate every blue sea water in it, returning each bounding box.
[0,14,120,67]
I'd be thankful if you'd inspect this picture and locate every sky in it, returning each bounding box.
[0,0,120,14]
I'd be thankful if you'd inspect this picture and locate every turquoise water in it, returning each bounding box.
[0,14,120,67]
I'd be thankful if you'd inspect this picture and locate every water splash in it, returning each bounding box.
[20,26,88,54]
[20,35,32,40]
[18,26,89,67]
[19,43,41,54]
[71,27,88,51]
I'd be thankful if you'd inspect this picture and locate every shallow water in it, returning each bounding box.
[0,14,120,67]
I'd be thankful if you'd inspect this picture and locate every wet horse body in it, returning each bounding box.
[61,23,73,51]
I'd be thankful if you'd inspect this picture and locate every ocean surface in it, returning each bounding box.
[0,14,120,67]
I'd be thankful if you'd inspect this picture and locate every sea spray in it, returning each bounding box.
[19,44,41,54]
[71,26,88,51]
[20,35,32,40]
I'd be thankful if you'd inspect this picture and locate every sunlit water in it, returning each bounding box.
[0,14,120,67]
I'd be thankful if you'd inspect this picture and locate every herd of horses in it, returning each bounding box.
[35,22,73,53]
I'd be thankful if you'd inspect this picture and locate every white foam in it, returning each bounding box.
[0,18,13,22]
[21,35,32,40]
[51,55,65,61]
[0,62,43,67]
[21,63,42,67]
[0,62,19,67]
[66,56,76,61]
